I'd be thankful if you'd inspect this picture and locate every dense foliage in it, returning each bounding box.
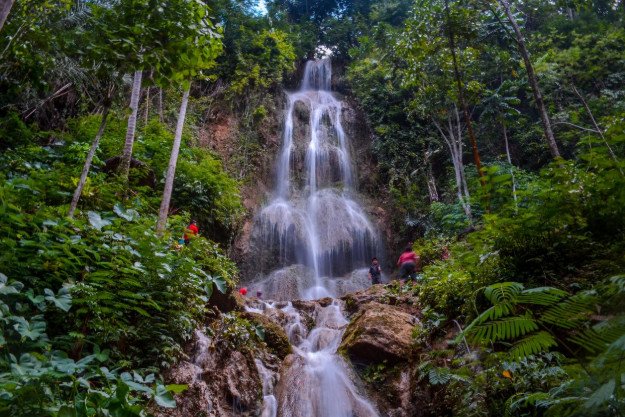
[2,0,625,416]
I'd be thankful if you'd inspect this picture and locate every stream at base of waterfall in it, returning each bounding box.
[244,59,381,416]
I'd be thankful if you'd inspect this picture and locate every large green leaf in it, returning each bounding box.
[154,384,176,408]
[87,211,111,230]
[44,286,72,312]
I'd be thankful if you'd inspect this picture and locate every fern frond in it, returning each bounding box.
[516,287,568,306]
[506,392,551,416]
[542,397,584,417]
[541,291,597,329]
[509,331,557,359]
[485,282,524,304]
[594,316,625,345]
[568,327,610,353]
[469,315,539,343]
[428,367,452,385]
[468,301,515,327]
[584,378,615,409]
[608,275,625,294]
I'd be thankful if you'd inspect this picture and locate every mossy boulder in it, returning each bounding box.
[339,302,420,364]
[242,311,292,359]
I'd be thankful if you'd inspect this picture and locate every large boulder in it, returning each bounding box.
[242,311,292,359]
[339,302,420,364]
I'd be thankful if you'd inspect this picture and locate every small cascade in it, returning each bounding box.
[249,300,379,417]
[250,58,381,299]
[255,359,278,417]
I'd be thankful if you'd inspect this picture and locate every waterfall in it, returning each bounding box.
[251,58,381,300]
[248,300,379,417]
[248,59,381,417]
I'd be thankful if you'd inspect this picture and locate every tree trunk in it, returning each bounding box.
[68,106,111,218]
[444,0,485,186]
[0,0,15,32]
[119,70,143,179]
[502,120,518,207]
[434,114,472,219]
[156,86,191,233]
[424,150,439,203]
[571,85,624,176]
[143,87,150,125]
[158,88,164,123]
[498,0,560,158]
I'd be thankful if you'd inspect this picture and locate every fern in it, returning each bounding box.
[470,315,539,343]
[509,331,558,359]
[468,277,625,416]
[516,286,568,306]
[541,291,597,329]
[484,281,523,304]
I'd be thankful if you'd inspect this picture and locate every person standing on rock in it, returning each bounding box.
[368,257,382,285]
[397,246,420,281]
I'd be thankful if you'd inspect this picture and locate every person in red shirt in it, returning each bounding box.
[183,220,199,245]
[397,245,421,281]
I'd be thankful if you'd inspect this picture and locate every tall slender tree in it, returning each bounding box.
[497,0,561,158]
[444,0,485,186]
[119,70,143,179]
[68,95,112,218]
[0,0,14,32]
[156,85,191,233]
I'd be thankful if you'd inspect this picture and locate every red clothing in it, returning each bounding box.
[184,223,199,240]
[397,251,418,266]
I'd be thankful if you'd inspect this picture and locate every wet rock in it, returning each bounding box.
[339,302,420,364]
[208,286,243,313]
[342,284,421,316]
[248,264,316,301]
[242,311,292,359]
[155,332,265,417]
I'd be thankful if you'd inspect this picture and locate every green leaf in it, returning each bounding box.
[0,274,23,295]
[58,405,76,417]
[88,211,111,230]
[44,286,72,312]
[210,275,227,294]
[13,316,47,341]
[165,384,188,394]
[154,384,176,408]
[585,379,615,408]
[114,203,140,221]
[509,331,557,359]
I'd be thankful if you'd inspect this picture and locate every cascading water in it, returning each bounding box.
[248,299,379,417]
[250,58,381,300]
[248,59,381,417]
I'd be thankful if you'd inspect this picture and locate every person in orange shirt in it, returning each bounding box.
[183,220,199,245]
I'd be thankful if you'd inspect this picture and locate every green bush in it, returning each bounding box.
[173,148,244,243]
[0,272,184,417]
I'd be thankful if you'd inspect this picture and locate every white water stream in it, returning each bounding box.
[247,59,380,417]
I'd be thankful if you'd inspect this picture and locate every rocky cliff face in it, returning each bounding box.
[213,65,393,283]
